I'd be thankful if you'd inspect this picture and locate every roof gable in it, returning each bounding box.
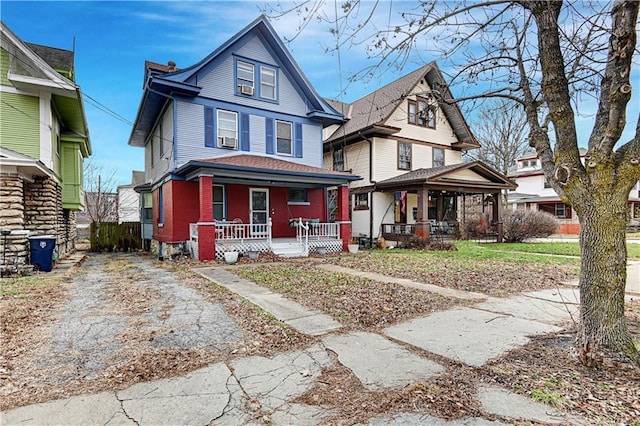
[325,62,480,150]
[1,22,77,92]
[1,22,91,154]
[376,161,516,190]
[151,15,339,117]
[129,15,343,147]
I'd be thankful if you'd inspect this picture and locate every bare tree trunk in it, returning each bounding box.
[576,193,640,366]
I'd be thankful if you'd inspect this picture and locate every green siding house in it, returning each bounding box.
[0,21,91,271]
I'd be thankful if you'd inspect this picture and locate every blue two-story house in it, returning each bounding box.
[128,15,360,260]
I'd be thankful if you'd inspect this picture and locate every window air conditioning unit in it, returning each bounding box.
[218,136,237,148]
[240,85,254,95]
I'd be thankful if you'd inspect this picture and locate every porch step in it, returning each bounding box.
[271,241,307,258]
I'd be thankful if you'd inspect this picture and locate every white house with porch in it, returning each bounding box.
[323,62,516,244]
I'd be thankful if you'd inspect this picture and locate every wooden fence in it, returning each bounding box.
[90,222,141,252]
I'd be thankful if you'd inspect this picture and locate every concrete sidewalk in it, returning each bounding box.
[3,264,587,425]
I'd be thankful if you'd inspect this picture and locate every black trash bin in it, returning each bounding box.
[28,235,56,272]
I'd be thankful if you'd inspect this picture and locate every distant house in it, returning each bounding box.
[128,15,360,260]
[322,62,516,244]
[508,149,640,234]
[0,22,91,268]
[117,171,144,224]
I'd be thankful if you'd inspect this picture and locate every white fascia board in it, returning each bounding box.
[8,72,76,96]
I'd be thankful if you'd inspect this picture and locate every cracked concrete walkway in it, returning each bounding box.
[3,262,585,425]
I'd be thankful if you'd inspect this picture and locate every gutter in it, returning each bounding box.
[358,130,376,244]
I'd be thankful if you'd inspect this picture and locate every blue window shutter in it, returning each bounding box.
[204,107,215,147]
[265,117,274,154]
[240,113,250,151]
[294,123,303,158]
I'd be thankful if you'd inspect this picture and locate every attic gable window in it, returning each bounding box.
[260,66,276,100]
[237,60,254,93]
[408,97,436,129]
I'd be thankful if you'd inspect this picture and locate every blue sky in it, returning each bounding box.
[2,1,638,186]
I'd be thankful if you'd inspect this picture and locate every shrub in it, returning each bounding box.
[459,216,492,240]
[503,209,559,242]
[406,236,458,251]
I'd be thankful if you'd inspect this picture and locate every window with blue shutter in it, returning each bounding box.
[265,117,274,154]
[204,107,214,147]
[294,123,303,158]
[240,113,250,151]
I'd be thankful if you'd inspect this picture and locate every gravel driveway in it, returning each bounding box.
[41,253,244,382]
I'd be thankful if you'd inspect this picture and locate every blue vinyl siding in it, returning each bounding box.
[198,37,307,115]
[294,123,303,158]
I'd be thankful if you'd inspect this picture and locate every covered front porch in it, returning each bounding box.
[189,219,344,259]
[173,154,361,260]
[375,162,517,244]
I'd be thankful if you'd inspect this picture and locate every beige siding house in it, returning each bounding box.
[323,62,516,244]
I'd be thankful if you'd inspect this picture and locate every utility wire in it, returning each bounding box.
[5,48,134,127]
[1,99,52,129]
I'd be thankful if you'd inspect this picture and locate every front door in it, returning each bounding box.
[250,188,269,237]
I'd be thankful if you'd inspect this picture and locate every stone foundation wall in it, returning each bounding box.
[0,174,79,268]
[0,174,29,265]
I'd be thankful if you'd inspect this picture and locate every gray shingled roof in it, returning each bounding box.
[376,161,516,190]
[326,64,431,142]
[26,43,73,73]
[325,62,479,148]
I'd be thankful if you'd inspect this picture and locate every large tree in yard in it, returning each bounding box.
[275,0,640,366]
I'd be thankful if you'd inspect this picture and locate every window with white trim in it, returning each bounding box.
[217,110,238,149]
[555,203,566,218]
[276,120,292,155]
[260,66,276,100]
[237,61,254,91]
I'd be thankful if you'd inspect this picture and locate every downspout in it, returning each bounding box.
[358,131,376,245]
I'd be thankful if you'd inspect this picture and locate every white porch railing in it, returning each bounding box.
[190,217,342,259]
[294,218,310,257]
[215,219,272,242]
